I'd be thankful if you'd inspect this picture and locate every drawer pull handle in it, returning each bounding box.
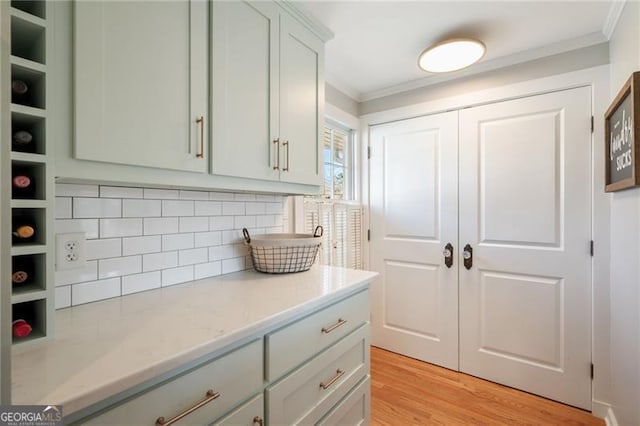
[253,416,264,426]
[320,369,345,390]
[322,318,347,334]
[155,389,220,426]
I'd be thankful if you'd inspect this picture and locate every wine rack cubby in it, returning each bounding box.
[8,0,53,346]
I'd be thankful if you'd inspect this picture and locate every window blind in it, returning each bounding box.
[303,199,362,269]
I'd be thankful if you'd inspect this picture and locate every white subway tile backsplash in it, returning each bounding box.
[222,229,243,245]
[163,200,194,217]
[122,271,161,295]
[98,255,142,279]
[179,190,209,200]
[246,202,266,215]
[178,248,208,266]
[194,231,222,248]
[194,261,222,280]
[143,251,178,272]
[55,261,98,286]
[222,202,245,216]
[235,193,256,201]
[55,286,71,309]
[234,215,256,229]
[256,194,277,202]
[55,219,100,239]
[55,197,72,219]
[195,201,222,216]
[144,217,179,235]
[144,188,179,200]
[74,198,122,218]
[162,266,194,287]
[56,183,99,197]
[209,216,234,231]
[266,202,283,214]
[209,191,234,201]
[123,199,161,218]
[179,217,209,233]
[86,238,122,260]
[162,233,194,251]
[123,235,161,256]
[209,245,235,261]
[55,185,285,308]
[100,186,143,199]
[72,278,121,305]
[222,257,245,274]
[100,218,143,238]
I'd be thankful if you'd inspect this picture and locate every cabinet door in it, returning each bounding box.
[74,0,208,173]
[211,1,280,181]
[279,13,324,186]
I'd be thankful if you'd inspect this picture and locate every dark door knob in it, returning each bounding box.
[463,244,473,270]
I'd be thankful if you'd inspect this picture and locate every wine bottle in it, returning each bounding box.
[12,319,32,338]
[12,216,36,244]
[11,79,28,104]
[12,130,34,152]
[12,170,35,199]
[12,256,35,286]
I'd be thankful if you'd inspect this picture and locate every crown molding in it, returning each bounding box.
[355,32,607,102]
[277,1,334,42]
[602,0,627,40]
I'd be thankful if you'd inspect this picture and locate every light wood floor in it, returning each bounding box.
[370,347,604,426]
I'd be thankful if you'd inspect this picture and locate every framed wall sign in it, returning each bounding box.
[605,71,640,192]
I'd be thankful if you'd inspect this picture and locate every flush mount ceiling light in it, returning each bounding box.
[418,38,486,73]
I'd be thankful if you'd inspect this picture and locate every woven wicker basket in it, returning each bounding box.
[242,226,323,274]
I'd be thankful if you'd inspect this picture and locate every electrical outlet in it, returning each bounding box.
[56,233,86,271]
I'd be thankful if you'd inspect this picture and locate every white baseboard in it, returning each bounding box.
[592,400,618,426]
[592,400,611,419]
[605,407,619,426]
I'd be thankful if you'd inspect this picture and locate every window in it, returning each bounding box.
[299,119,362,269]
[323,121,355,200]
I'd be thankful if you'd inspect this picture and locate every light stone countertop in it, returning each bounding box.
[11,265,378,417]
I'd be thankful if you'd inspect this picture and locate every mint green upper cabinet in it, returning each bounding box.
[211,1,280,182]
[74,0,208,173]
[211,1,324,186]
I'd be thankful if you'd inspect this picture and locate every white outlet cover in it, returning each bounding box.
[56,232,87,271]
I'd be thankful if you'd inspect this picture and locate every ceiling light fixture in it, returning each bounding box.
[418,38,486,73]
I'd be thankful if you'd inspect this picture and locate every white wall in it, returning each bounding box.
[607,2,640,425]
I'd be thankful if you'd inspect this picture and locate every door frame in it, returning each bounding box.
[359,65,611,416]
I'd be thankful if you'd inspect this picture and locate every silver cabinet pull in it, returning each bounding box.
[273,138,280,170]
[155,389,220,426]
[319,369,345,390]
[321,318,346,334]
[195,116,204,158]
[283,140,290,171]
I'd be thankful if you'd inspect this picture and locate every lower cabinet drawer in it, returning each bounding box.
[266,290,369,381]
[317,376,370,426]
[84,339,263,425]
[266,324,369,425]
[212,393,264,426]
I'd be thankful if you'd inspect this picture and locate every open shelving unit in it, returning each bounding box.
[8,0,53,346]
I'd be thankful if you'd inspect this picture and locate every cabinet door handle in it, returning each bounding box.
[443,243,453,268]
[155,389,220,426]
[321,318,347,334]
[283,140,290,171]
[319,369,345,390]
[196,116,204,158]
[253,416,264,426]
[273,138,280,170]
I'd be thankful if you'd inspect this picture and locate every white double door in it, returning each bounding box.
[369,87,592,409]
